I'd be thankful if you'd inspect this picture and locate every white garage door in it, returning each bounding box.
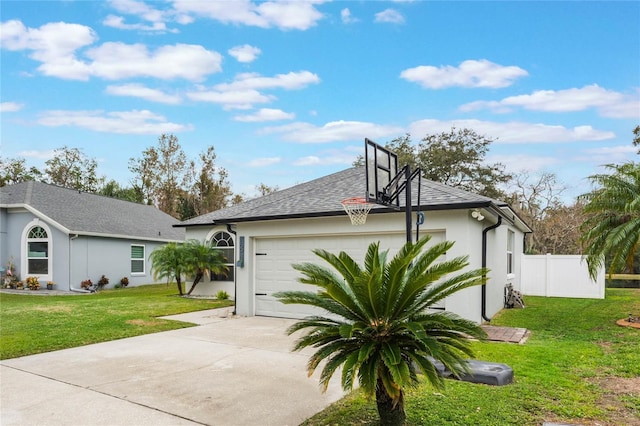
[254,232,444,318]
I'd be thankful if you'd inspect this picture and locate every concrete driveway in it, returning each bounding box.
[0,309,346,426]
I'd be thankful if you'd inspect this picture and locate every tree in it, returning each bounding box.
[633,125,639,154]
[183,240,228,295]
[534,202,585,255]
[275,237,487,425]
[149,242,187,295]
[256,183,279,197]
[130,135,234,219]
[0,157,43,186]
[98,179,143,203]
[353,128,510,199]
[43,146,102,192]
[505,171,568,253]
[128,134,188,217]
[180,146,234,220]
[579,162,640,280]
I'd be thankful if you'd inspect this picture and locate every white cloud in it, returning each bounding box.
[577,144,638,164]
[86,42,222,81]
[374,8,405,24]
[109,0,167,23]
[1,20,222,82]
[0,102,24,112]
[215,71,320,91]
[104,0,177,32]
[189,71,319,110]
[186,89,275,110]
[234,108,295,122]
[0,20,96,80]
[247,157,281,167]
[103,15,173,33]
[105,83,182,104]
[487,153,560,173]
[16,149,56,160]
[400,59,528,89]
[260,120,404,143]
[460,84,640,119]
[37,109,191,134]
[228,44,261,63]
[341,8,358,24]
[171,0,325,31]
[293,146,362,166]
[408,119,615,144]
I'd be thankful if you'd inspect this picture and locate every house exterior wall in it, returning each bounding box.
[0,208,168,290]
[0,208,7,272]
[184,207,521,324]
[70,235,166,290]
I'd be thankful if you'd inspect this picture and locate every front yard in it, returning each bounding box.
[0,285,637,425]
[303,288,640,425]
[0,284,233,359]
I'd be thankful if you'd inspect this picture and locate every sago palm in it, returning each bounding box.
[580,162,640,280]
[275,236,487,426]
[183,239,228,295]
[149,242,186,295]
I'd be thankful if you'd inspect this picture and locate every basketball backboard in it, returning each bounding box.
[365,138,399,208]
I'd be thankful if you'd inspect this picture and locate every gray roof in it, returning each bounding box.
[1,181,185,241]
[178,167,508,227]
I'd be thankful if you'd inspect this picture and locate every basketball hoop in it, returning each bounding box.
[341,197,373,225]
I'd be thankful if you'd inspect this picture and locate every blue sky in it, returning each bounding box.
[1,0,639,201]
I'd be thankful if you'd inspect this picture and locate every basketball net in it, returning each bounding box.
[341,197,373,225]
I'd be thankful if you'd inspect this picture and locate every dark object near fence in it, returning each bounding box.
[504,283,525,309]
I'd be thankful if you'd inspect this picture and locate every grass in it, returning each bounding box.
[0,284,233,360]
[1,285,637,425]
[302,288,640,426]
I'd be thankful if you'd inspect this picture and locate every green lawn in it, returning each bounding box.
[302,288,640,426]
[1,286,638,425]
[0,284,233,360]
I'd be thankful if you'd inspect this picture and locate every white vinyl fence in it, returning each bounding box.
[520,254,605,299]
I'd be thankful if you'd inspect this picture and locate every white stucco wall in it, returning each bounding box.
[184,207,523,323]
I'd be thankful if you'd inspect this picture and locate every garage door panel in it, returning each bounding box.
[255,232,444,318]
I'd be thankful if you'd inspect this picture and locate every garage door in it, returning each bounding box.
[254,232,444,318]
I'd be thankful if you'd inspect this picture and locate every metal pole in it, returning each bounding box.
[405,165,412,243]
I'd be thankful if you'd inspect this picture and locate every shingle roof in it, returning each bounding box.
[178,167,505,227]
[1,181,185,241]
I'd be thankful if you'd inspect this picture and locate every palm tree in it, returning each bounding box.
[580,162,640,280]
[149,242,186,295]
[275,237,487,426]
[183,240,228,295]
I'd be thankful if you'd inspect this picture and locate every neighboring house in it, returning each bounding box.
[0,181,185,291]
[177,167,531,324]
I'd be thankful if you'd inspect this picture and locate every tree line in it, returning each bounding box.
[1,134,278,221]
[3,127,638,268]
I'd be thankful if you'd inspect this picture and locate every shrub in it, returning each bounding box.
[97,275,109,289]
[216,290,230,300]
[120,277,129,287]
[26,276,40,290]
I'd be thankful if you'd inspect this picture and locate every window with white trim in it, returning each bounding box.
[507,230,515,275]
[210,232,234,281]
[27,226,49,274]
[131,245,145,274]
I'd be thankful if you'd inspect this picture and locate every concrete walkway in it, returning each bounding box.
[0,310,345,426]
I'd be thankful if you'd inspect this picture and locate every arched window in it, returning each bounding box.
[26,225,50,275]
[209,231,234,281]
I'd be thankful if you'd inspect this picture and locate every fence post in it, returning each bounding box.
[545,253,552,297]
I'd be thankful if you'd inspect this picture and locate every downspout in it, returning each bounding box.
[226,224,237,316]
[481,216,502,322]
[69,234,90,293]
